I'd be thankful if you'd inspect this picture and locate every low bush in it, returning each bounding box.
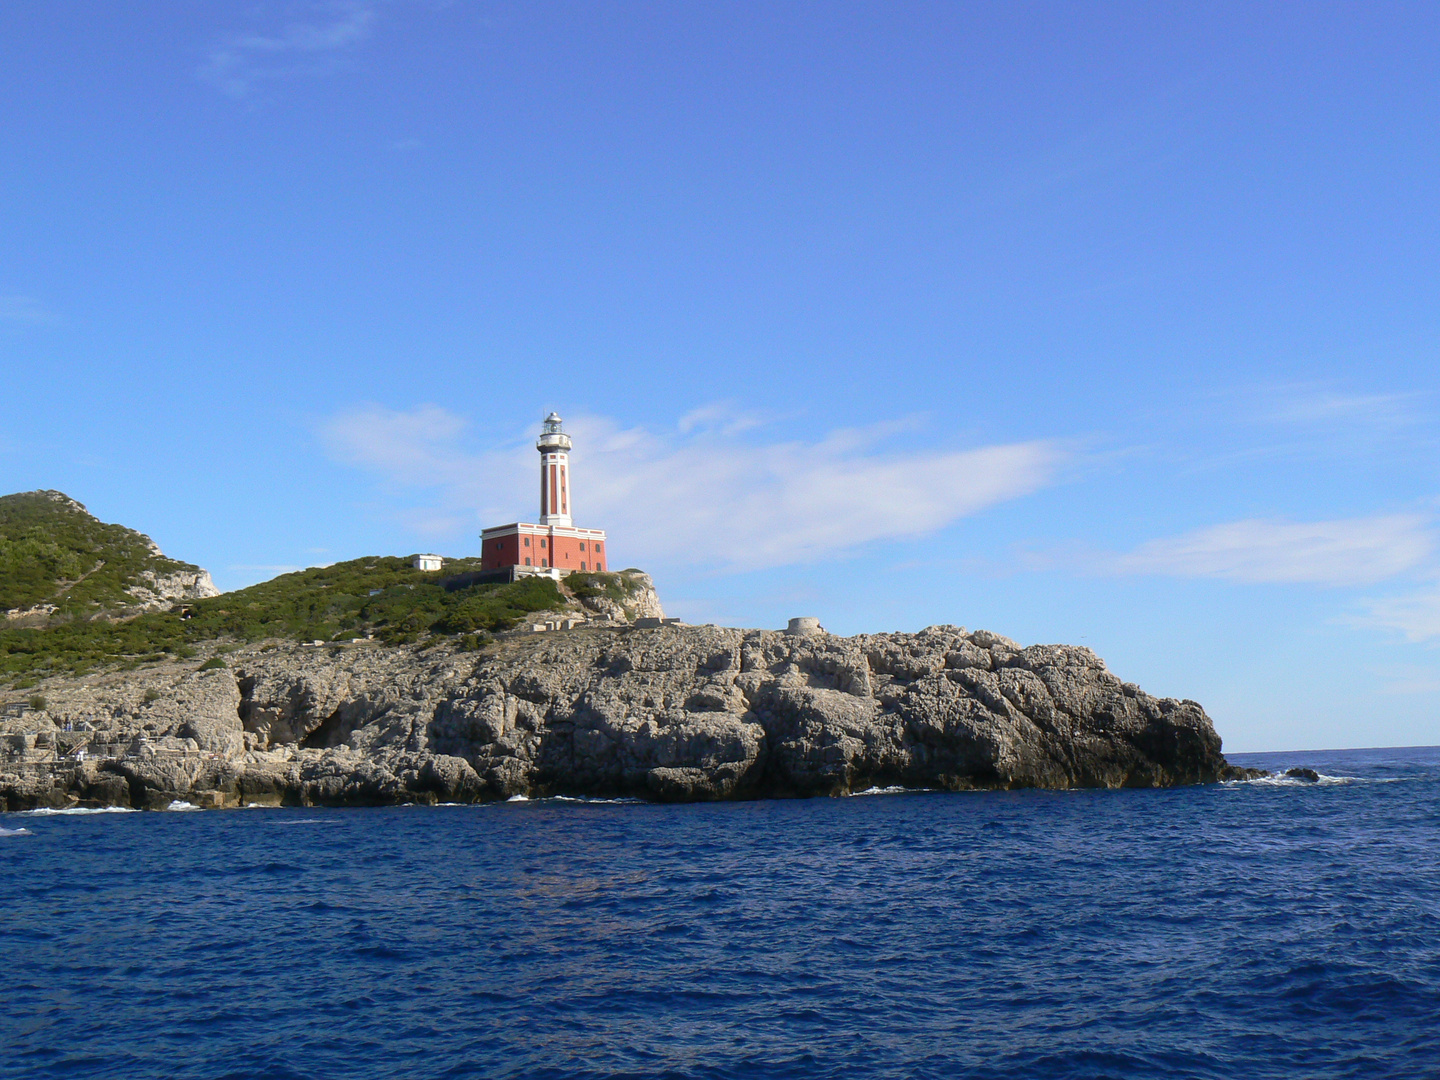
[432,577,565,634]
[567,572,635,605]
[0,555,573,679]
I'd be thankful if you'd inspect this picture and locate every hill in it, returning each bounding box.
[0,490,217,622]
[0,490,663,687]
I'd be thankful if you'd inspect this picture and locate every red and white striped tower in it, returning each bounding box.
[537,412,573,528]
[479,413,605,574]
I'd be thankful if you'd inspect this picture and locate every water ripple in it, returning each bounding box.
[1,747,1438,1078]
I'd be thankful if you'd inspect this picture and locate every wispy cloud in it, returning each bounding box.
[323,403,468,480]
[0,296,52,324]
[1353,587,1440,643]
[319,405,1066,571]
[1260,384,1425,431]
[676,400,772,437]
[1109,513,1433,587]
[1159,382,1435,479]
[199,2,376,98]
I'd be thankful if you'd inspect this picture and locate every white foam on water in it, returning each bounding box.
[22,805,138,816]
[1225,772,1361,787]
[0,826,32,836]
[848,785,928,797]
[506,794,531,802]
[549,795,642,804]
[166,800,205,811]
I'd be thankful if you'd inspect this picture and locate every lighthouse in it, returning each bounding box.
[537,411,572,527]
[479,414,608,578]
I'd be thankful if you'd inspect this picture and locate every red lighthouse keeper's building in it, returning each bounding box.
[480,413,607,578]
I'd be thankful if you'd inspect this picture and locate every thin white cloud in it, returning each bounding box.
[1164,383,1434,478]
[322,403,469,481]
[0,296,51,323]
[676,401,772,436]
[1262,385,1424,430]
[199,2,376,98]
[1353,588,1440,643]
[1112,514,1433,587]
[319,405,1066,571]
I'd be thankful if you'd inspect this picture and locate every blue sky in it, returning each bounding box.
[4,2,1440,752]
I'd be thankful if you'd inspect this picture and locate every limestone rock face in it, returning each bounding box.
[124,567,221,609]
[622,574,666,621]
[571,571,665,623]
[0,623,1256,811]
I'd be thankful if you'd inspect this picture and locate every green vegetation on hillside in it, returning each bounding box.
[176,556,568,643]
[566,571,634,606]
[0,489,656,688]
[0,490,205,616]
[0,554,574,685]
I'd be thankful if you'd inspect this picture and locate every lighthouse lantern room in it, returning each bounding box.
[480,414,608,578]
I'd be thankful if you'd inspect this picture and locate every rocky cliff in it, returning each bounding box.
[0,620,1257,811]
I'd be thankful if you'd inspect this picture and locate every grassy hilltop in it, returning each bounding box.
[0,491,649,688]
[0,490,211,617]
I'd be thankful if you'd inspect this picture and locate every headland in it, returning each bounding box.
[2,616,1259,811]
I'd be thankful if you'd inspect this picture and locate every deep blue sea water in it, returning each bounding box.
[3,747,1440,1080]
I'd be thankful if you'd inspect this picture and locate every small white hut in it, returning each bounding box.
[412,554,443,572]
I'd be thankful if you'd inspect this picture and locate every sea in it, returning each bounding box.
[2,746,1438,1080]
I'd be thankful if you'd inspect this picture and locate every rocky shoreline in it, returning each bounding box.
[1,622,1262,811]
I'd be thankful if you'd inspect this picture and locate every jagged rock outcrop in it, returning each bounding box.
[0,623,1258,811]
[569,571,665,622]
[124,567,220,608]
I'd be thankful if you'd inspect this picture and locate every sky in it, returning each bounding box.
[3,2,1440,752]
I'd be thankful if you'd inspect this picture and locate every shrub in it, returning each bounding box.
[27,694,46,711]
[0,549,584,678]
[143,688,160,703]
[198,657,227,671]
[568,572,635,605]
[431,577,564,635]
